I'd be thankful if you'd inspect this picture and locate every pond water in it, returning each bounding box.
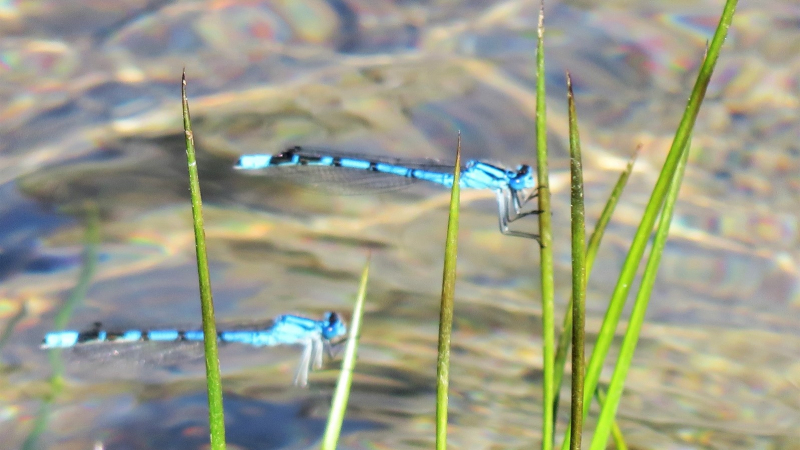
[1,1,799,449]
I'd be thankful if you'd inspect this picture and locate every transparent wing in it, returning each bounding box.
[238,165,423,194]
[52,339,206,381]
[48,320,276,374]
[294,340,313,387]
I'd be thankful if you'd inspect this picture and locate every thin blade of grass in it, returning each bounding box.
[53,203,100,330]
[560,1,737,448]
[321,256,371,450]
[23,206,100,450]
[534,4,556,448]
[595,366,628,450]
[566,72,587,450]
[589,138,691,450]
[20,401,51,450]
[182,71,226,450]
[585,146,640,271]
[552,147,639,440]
[435,134,461,450]
[0,303,26,353]
[609,420,628,450]
[553,147,639,393]
[48,204,101,381]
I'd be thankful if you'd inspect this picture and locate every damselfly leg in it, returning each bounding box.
[495,187,542,243]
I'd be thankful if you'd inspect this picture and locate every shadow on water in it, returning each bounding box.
[95,392,384,450]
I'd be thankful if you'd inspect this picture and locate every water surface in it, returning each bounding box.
[1,1,799,449]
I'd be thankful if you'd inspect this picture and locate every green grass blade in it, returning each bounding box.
[534,4,556,448]
[566,72,587,450]
[585,146,640,271]
[0,302,27,353]
[23,206,100,450]
[552,148,639,422]
[589,139,691,450]
[585,149,640,450]
[182,71,226,450]
[595,389,628,450]
[321,256,371,450]
[53,203,100,329]
[49,204,100,384]
[436,134,461,450]
[20,401,52,450]
[560,2,737,449]
[609,421,627,450]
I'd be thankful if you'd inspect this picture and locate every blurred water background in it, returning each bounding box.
[1,0,799,449]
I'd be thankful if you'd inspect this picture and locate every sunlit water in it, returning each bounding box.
[1,1,799,449]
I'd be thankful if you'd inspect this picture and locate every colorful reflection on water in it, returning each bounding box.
[1,1,799,449]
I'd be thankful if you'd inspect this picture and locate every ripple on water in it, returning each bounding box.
[1,1,800,449]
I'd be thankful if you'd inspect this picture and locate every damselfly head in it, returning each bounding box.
[509,165,536,190]
[321,311,347,342]
[274,146,299,159]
